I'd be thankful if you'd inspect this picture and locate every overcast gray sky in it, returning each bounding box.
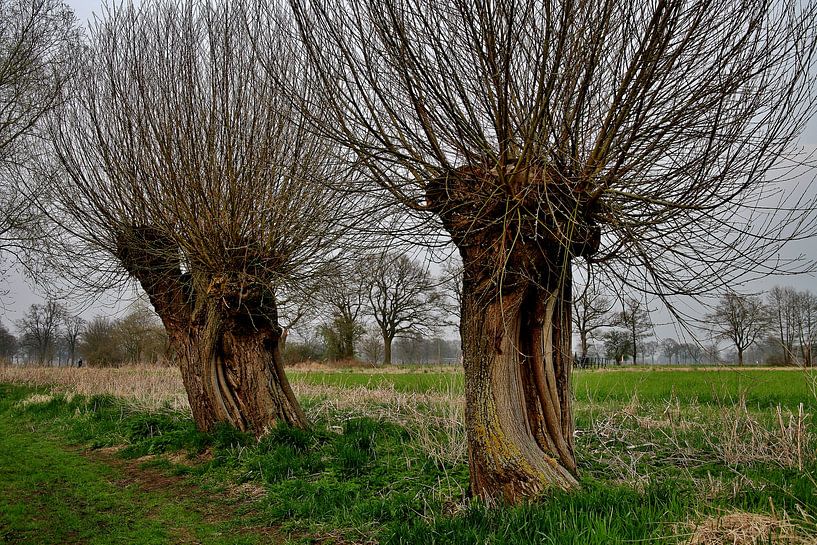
[66,0,103,23]
[1,0,816,344]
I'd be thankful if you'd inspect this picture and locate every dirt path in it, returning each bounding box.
[0,393,278,545]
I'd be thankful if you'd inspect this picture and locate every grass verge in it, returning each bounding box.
[2,367,817,544]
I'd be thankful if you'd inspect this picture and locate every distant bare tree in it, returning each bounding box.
[290,0,817,500]
[367,253,445,365]
[602,330,631,366]
[616,297,653,365]
[358,329,384,365]
[48,0,350,433]
[79,316,122,366]
[768,286,799,366]
[276,284,321,352]
[317,261,370,360]
[16,299,65,364]
[677,342,705,365]
[572,282,614,359]
[661,338,680,365]
[441,257,463,323]
[792,289,817,367]
[705,291,768,367]
[0,320,17,363]
[0,0,80,269]
[116,301,166,365]
[62,313,84,366]
[702,343,723,365]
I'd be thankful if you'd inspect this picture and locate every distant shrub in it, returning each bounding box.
[282,340,325,364]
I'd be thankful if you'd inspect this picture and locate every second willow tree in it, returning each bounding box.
[50,0,350,433]
[289,0,817,501]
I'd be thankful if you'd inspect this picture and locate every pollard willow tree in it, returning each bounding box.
[49,0,349,432]
[288,0,817,501]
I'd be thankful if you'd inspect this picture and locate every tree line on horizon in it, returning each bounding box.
[3,280,814,369]
[0,250,462,367]
[574,284,817,367]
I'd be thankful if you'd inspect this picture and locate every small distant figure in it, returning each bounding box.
[77,359,83,368]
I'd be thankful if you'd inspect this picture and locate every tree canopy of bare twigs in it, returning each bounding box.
[288,0,817,501]
[62,313,84,366]
[0,0,80,273]
[316,260,371,360]
[48,0,352,433]
[616,296,653,365]
[766,286,817,366]
[0,320,16,362]
[602,329,631,366]
[768,286,800,366]
[79,316,120,366]
[793,290,817,366]
[16,299,65,365]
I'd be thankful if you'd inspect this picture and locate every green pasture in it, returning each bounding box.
[291,367,817,409]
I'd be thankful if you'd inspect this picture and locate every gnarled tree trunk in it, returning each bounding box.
[461,270,578,501]
[427,166,600,502]
[172,298,306,433]
[116,226,307,433]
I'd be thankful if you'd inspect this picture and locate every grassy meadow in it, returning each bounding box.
[1,364,816,544]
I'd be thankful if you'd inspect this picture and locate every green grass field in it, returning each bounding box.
[292,367,817,407]
[2,366,816,544]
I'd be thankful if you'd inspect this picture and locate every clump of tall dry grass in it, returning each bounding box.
[684,511,817,545]
[292,381,467,467]
[288,360,461,374]
[708,401,810,470]
[0,365,190,412]
[579,393,816,488]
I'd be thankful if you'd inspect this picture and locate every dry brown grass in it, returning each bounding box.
[287,360,461,374]
[579,392,815,490]
[286,358,376,371]
[709,401,810,470]
[685,512,817,545]
[0,365,189,411]
[292,382,467,467]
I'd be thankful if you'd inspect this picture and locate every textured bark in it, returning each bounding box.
[172,303,305,432]
[461,276,579,501]
[116,226,306,433]
[427,166,599,501]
